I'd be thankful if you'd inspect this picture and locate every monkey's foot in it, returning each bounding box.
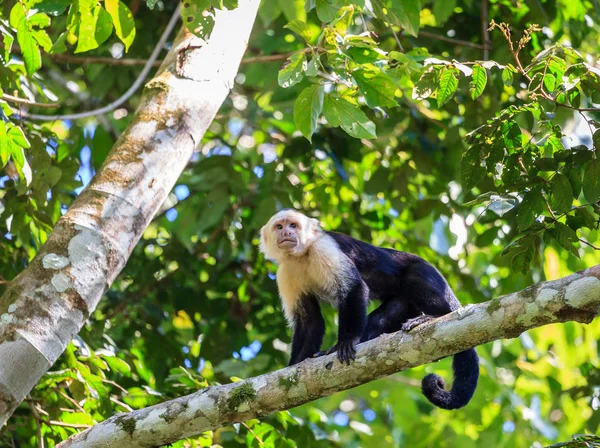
[402,315,435,332]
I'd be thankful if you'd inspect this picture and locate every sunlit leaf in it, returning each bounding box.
[294,84,325,141]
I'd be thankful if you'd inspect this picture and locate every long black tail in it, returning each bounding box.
[421,348,479,410]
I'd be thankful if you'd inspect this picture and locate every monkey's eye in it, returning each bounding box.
[275,224,283,230]
[290,223,297,229]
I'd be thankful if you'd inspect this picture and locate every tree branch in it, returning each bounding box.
[46,50,296,68]
[58,266,600,448]
[0,0,260,427]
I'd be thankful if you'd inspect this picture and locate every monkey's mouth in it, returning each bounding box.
[277,238,297,248]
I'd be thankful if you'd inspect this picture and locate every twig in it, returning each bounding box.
[110,396,134,412]
[579,238,600,250]
[418,30,485,50]
[389,26,404,52]
[44,419,91,429]
[26,397,45,448]
[47,50,300,67]
[58,390,85,413]
[1,94,58,108]
[241,422,265,447]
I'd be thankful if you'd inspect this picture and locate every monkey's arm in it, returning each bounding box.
[334,277,369,364]
[288,295,325,366]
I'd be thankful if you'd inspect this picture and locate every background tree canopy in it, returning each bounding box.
[1,0,600,446]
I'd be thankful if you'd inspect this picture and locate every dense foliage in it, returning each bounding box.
[1,0,599,446]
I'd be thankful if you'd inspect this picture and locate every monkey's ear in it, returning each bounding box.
[310,218,321,232]
[260,226,268,243]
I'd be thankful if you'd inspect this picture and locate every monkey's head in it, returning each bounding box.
[259,210,322,262]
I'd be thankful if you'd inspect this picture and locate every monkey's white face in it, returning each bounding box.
[259,210,321,262]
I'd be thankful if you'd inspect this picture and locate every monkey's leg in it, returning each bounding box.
[360,298,417,342]
[401,263,460,332]
[312,279,369,364]
[289,295,325,365]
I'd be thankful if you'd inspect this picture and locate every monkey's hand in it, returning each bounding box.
[336,338,358,365]
[312,339,358,365]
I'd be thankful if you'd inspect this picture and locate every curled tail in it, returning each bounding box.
[421,348,479,410]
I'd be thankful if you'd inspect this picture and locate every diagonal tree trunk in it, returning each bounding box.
[58,265,600,448]
[0,0,260,427]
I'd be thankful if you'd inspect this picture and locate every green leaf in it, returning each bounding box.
[543,73,556,92]
[502,120,522,150]
[17,20,41,76]
[7,125,30,148]
[29,13,51,28]
[105,0,136,51]
[412,69,438,100]
[76,5,113,53]
[305,56,319,76]
[103,355,132,376]
[316,0,344,22]
[502,66,514,86]
[35,0,72,15]
[43,166,63,188]
[0,122,8,167]
[9,3,26,28]
[331,5,353,34]
[293,85,325,141]
[50,31,68,54]
[371,0,421,37]
[563,165,582,198]
[517,186,544,231]
[284,20,313,42]
[534,157,558,171]
[94,7,114,47]
[575,207,598,229]
[553,222,579,257]
[437,68,458,106]
[353,70,398,108]
[433,0,456,25]
[258,0,282,25]
[278,52,306,88]
[461,145,484,190]
[278,0,306,22]
[323,96,376,139]
[550,173,573,213]
[511,244,535,275]
[469,63,487,100]
[583,159,600,204]
[32,30,53,52]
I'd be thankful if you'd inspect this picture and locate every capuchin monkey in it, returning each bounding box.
[259,209,479,410]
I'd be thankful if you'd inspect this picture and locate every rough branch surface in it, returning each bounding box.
[59,265,600,448]
[0,0,260,426]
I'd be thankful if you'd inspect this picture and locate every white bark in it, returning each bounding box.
[0,0,260,427]
[58,266,600,448]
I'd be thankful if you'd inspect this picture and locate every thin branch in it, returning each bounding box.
[47,50,299,68]
[58,265,600,448]
[418,30,485,50]
[579,238,600,250]
[58,390,85,413]
[389,26,405,52]
[26,398,45,448]
[45,420,92,429]
[241,422,266,447]
[1,94,59,108]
